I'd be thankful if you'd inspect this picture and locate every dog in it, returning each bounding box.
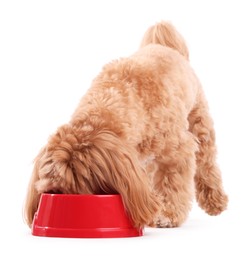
[24,21,228,228]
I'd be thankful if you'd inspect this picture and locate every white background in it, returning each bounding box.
[0,0,251,259]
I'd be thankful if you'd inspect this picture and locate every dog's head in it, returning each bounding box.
[24,124,107,226]
[24,123,160,228]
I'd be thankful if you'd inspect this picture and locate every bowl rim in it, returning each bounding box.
[41,193,121,198]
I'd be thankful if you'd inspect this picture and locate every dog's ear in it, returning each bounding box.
[81,130,160,227]
[24,148,46,227]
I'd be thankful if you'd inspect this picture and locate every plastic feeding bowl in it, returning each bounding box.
[31,194,143,238]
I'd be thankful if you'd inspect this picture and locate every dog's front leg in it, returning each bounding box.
[151,131,198,227]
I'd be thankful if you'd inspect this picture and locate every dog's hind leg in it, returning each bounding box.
[188,92,228,215]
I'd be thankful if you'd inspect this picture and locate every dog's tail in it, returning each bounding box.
[24,124,160,228]
[140,21,189,60]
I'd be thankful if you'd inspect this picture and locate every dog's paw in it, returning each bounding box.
[197,187,228,215]
[153,215,172,228]
[150,212,184,228]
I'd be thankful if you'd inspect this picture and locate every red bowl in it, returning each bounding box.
[32,194,143,238]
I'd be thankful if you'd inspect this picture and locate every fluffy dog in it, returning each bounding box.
[25,21,228,228]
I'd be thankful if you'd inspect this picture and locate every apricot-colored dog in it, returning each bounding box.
[25,21,228,228]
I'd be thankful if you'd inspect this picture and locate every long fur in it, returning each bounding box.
[25,21,228,228]
[140,21,189,59]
